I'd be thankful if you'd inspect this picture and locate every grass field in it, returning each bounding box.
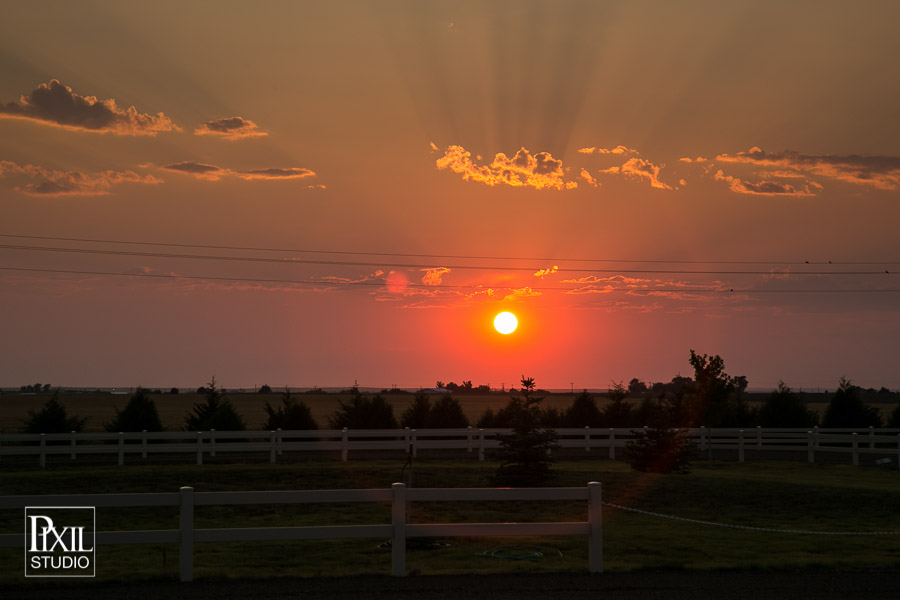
[2,458,899,583]
[2,391,897,433]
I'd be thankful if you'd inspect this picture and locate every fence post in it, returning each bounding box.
[757,426,762,448]
[411,429,417,458]
[807,431,814,463]
[179,486,194,582]
[277,428,283,456]
[341,428,349,462]
[584,426,590,452]
[270,431,277,464]
[706,426,712,466]
[478,429,485,461]
[588,481,603,573]
[210,429,216,457]
[70,430,77,460]
[869,426,875,449]
[608,428,615,460]
[852,433,859,466]
[738,430,745,463]
[40,434,46,468]
[467,426,473,453]
[196,432,203,465]
[118,432,125,467]
[391,483,406,577]
[814,426,820,447]
[141,430,147,459]
[896,434,899,470]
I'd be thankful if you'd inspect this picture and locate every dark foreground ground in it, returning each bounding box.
[6,570,900,600]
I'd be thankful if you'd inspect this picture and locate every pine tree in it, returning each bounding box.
[184,377,246,431]
[106,387,164,432]
[493,377,559,487]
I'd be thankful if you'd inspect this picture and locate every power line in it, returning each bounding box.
[1,233,898,266]
[1,243,895,276]
[3,266,899,294]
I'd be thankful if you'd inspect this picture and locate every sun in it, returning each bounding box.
[493,311,518,335]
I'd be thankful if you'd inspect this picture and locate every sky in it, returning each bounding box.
[1,0,899,392]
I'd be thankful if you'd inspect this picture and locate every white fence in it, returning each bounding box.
[1,427,898,468]
[0,482,603,580]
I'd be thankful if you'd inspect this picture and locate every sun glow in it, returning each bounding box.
[493,311,518,335]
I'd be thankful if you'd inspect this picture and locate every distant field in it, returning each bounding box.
[0,391,896,433]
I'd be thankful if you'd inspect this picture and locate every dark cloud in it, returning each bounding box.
[194,116,267,140]
[161,162,227,180]
[714,170,821,197]
[237,167,315,180]
[162,162,317,183]
[0,160,162,196]
[0,80,178,135]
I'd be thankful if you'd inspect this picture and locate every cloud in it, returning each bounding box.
[421,267,450,286]
[604,157,674,190]
[714,169,821,197]
[534,265,559,279]
[716,147,900,191]
[0,160,162,196]
[435,145,577,190]
[0,80,178,135]
[194,116,267,140]
[504,287,541,302]
[579,169,599,187]
[162,162,317,182]
[578,145,639,156]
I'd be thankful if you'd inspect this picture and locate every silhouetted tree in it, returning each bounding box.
[400,391,432,429]
[563,391,603,427]
[624,426,696,474]
[493,377,559,487]
[603,382,635,427]
[758,382,818,428]
[328,389,398,429]
[22,392,86,433]
[822,378,882,428]
[106,387,163,432]
[184,377,246,431]
[887,402,900,428]
[428,395,469,428]
[682,351,756,427]
[628,378,648,396]
[263,388,317,430]
[258,384,273,394]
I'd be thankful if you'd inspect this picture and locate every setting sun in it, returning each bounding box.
[493,311,518,335]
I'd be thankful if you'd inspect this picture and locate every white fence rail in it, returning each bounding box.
[0,482,603,580]
[1,427,898,468]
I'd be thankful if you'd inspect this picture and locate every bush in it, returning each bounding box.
[888,403,900,428]
[563,391,604,427]
[759,382,818,427]
[263,389,318,430]
[492,377,559,487]
[822,378,882,428]
[22,392,86,433]
[105,388,163,432]
[184,377,246,431]
[328,391,398,429]
[624,426,696,474]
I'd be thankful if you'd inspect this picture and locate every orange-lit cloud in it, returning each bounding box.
[0,160,162,196]
[714,170,821,197]
[579,169,599,187]
[434,144,577,190]
[716,147,900,190]
[578,145,639,156]
[194,116,267,140]
[162,162,316,182]
[604,157,674,190]
[0,80,178,135]
[533,265,559,278]
[503,286,541,301]
[421,267,450,286]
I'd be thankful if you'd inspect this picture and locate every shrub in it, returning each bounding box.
[563,390,604,428]
[759,382,818,427]
[328,391,398,429]
[428,395,469,428]
[624,426,696,474]
[105,388,163,432]
[822,378,882,428]
[400,391,432,429]
[184,377,246,431]
[22,392,86,433]
[263,389,318,430]
[492,377,559,487]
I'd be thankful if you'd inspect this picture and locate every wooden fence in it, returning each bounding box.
[0,482,603,580]
[1,427,898,468]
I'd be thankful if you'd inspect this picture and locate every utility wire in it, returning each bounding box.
[1,233,898,266]
[1,243,895,276]
[3,266,899,294]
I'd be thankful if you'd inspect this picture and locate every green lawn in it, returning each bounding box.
[2,458,899,583]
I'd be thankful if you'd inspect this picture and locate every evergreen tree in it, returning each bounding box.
[22,391,86,433]
[493,377,559,487]
[759,382,818,427]
[428,395,469,428]
[106,387,164,432]
[328,389,398,429]
[563,390,604,427]
[263,388,318,430]
[822,378,882,428]
[184,377,246,431]
[400,391,432,429]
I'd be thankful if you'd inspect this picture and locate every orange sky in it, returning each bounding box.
[1,1,899,391]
